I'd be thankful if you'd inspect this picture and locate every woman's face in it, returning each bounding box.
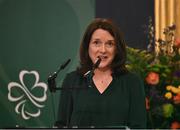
[88,29,116,70]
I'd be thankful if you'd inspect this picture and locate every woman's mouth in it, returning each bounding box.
[98,56,108,60]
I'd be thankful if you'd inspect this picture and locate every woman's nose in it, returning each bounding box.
[100,44,106,53]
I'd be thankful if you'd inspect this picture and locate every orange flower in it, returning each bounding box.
[174,37,180,48]
[173,93,180,104]
[171,121,180,129]
[145,72,159,85]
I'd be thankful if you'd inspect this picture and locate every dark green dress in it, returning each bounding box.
[57,70,147,128]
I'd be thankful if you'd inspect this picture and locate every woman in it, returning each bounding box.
[56,18,147,128]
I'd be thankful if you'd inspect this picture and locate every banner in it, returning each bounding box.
[0,0,94,128]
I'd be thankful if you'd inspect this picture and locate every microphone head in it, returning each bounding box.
[93,57,101,69]
[60,59,71,70]
[47,58,71,93]
[83,57,101,78]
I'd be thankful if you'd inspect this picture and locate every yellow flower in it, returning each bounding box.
[166,85,174,91]
[165,92,172,99]
[166,85,180,94]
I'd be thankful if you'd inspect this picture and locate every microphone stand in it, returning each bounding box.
[47,59,71,92]
[47,59,71,128]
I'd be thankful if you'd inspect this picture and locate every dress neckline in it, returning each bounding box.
[92,77,114,95]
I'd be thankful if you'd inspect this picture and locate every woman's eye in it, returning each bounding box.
[94,41,98,44]
[95,41,100,44]
[106,41,114,47]
[93,41,101,46]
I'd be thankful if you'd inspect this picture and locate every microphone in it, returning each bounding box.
[93,57,101,70]
[84,57,101,77]
[48,59,71,92]
[48,59,71,80]
[84,57,101,87]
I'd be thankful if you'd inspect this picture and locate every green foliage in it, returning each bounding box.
[126,45,180,128]
[126,46,154,78]
[126,24,180,129]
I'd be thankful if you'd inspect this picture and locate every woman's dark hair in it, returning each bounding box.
[77,18,128,75]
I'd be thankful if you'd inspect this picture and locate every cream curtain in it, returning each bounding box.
[155,0,180,54]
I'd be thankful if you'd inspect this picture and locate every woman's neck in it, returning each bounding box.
[93,68,113,94]
[94,68,112,77]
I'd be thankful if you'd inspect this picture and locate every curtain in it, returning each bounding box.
[155,0,180,54]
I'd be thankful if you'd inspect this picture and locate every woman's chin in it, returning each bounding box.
[98,65,111,71]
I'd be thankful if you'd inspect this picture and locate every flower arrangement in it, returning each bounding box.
[126,24,180,129]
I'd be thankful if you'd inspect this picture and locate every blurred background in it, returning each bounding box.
[0,0,179,128]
